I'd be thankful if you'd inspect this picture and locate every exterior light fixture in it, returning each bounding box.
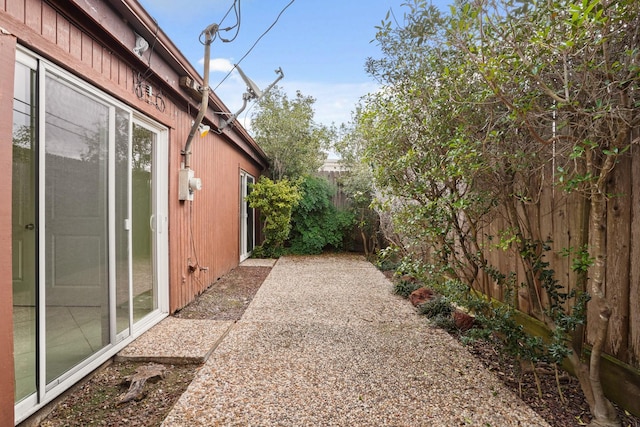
[198,123,210,137]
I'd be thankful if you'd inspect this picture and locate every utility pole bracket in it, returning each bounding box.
[219,66,284,130]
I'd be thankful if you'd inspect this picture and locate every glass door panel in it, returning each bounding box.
[115,109,131,335]
[44,75,110,383]
[131,123,155,321]
[13,51,169,423]
[240,172,255,260]
[246,175,255,253]
[12,60,37,402]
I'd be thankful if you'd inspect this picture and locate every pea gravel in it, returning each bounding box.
[162,254,550,426]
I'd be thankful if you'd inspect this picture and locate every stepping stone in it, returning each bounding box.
[116,317,233,364]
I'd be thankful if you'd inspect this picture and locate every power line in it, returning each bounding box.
[219,0,240,30]
[140,19,160,82]
[212,0,295,93]
[234,0,294,68]
[219,0,241,43]
[199,0,240,45]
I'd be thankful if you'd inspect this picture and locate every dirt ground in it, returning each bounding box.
[38,263,638,427]
[173,266,271,321]
[38,266,269,427]
[467,339,639,427]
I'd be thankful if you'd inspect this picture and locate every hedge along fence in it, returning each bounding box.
[474,148,640,416]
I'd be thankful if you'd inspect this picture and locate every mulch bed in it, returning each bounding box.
[40,362,196,427]
[465,338,639,427]
[38,266,270,427]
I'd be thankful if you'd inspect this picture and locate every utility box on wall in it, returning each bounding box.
[178,168,202,201]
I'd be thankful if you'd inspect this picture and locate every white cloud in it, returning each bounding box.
[210,58,235,73]
[198,57,235,73]
[281,80,378,127]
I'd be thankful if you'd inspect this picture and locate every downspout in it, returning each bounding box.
[182,23,218,169]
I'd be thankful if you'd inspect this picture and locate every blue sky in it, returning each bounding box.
[137,0,447,130]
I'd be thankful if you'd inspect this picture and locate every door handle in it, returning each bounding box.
[25,223,35,230]
[149,215,164,233]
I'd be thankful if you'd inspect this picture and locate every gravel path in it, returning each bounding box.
[162,254,550,426]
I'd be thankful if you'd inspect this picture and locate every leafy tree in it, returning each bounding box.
[358,1,639,425]
[246,177,301,258]
[362,2,497,288]
[288,175,355,254]
[251,87,334,181]
[445,1,639,424]
[335,118,380,258]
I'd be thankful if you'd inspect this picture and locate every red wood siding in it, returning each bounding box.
[167,124,264,312]
[0,31,17,427]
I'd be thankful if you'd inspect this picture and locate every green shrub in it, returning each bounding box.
[376,246,402,272]
[287,176,355,254]
[246,177,301,258]
[430,277,549,364]
[393,279,422,298]
[430,314,458,333]
[418,295,454,319]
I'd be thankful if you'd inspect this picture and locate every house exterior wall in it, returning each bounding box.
[0,32,18,427]
[168,114,265,311]
[1,0,267,424]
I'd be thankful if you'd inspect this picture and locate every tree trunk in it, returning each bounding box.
[567,350,595,410]
[586,189,619,427]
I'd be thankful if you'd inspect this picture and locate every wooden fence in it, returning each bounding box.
[478,147,640,370]
[317,169,349,209]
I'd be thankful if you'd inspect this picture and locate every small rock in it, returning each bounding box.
[453,310,475,331]
[409,287,435,306]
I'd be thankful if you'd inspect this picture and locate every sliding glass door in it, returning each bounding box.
[13,49,168,420]
[44,74,111,384]
[131,123,157,323]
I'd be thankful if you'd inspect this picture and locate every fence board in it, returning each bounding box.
[605,153,632,358]
[630,145,640,367]
[552,190,570,304]
[538,165,555,311]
